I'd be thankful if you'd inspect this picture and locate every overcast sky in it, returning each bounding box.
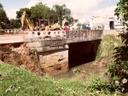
[0,0,119,19]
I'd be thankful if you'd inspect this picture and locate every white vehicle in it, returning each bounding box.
[114,24,126,32]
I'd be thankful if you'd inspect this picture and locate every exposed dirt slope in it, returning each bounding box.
[0,44,42,75]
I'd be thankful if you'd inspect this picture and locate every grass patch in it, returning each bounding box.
[0,63,126,96]
[96,34,122,61]
[0,63,59,96]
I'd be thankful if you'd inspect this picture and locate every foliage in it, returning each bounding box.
[106,0,128,92]
[52,4,72,26]
[76,23,82,29]
[107,32,128,92]
[0,3,3,9]
[16,3,73,27]
[86,77,111,92]
[0,3,9,29]
[72,68,81,73]
[0,63,59,96]
[0,28,3,32]
[30,3,52,25]
[0,2,73,29]
[96,34,122,61]
[114,0,128,25]
[0,62,125,96]
[0,3,20,29]
[8,19,21,29]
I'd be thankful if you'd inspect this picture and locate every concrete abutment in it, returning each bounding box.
[38,39,101,76]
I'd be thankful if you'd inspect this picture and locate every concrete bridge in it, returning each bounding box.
[22,30,103,75]
[24,30,103,52]
[0,29,103,76]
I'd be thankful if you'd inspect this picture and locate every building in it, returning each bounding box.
[77,16,123,30]
[89,16,116,30]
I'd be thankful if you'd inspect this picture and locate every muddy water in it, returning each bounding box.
[55,61,102,79]
[55,40,103,79]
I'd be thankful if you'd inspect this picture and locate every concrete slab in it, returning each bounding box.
[0,34,24,44]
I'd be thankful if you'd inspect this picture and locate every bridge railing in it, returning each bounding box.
[24,30,103,52]
[3,29,21,33]
[65,30,103,43]
[24,30,67,52]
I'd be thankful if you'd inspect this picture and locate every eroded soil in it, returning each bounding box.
[0,44,69,76]
[0,44,42,75]
[0,44,107,79]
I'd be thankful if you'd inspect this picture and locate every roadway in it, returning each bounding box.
[0,30,118,44]
[0,34,24,44]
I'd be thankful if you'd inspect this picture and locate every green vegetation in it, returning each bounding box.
[0,62,126,96]
[0,3,9,29]
[16,3,73,27]
[96,34,122,61]
[106,0,128,92]
[107,33,128,92]
[96,33,128,92]
[0,2,73,29]
[114,0,128,25]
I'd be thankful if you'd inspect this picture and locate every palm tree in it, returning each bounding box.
[52,4,72,26]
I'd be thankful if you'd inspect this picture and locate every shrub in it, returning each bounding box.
[107,33,128,92]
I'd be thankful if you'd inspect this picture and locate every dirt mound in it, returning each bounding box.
[0,44,42,75]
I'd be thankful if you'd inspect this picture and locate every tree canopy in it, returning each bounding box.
[114,0,128,25]
[52,4,72,25]
[108,0,128,92]
[16,3,73,27]
[0,3,20,29]
[0,3,9,29]
[0,2,73,29]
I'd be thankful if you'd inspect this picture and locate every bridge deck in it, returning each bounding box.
[0,30,103,52]
[0,34,24,44]
[24,30,103,52]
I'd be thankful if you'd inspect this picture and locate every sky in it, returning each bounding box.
[0,0,120,19]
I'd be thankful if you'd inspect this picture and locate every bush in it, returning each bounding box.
[88,77,111,91]
[107,33,128,92]
[0,28,3,32]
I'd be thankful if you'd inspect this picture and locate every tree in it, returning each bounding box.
[107,0,128,92]
[30,3,51,25]
[8,19,21,29]
[0,3,9,29]
[16,8,31,20]
[16,3,73,27]
[46,9,58,25]
[52,4,73,26]
[65,16,74,25]
[114,0,128,25]
[16,3,56,26]
[0,3,3,10]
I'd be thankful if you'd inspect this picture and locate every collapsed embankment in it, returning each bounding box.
[0,33,122,77]
[0,44,42,75]
[0,43,68,76]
